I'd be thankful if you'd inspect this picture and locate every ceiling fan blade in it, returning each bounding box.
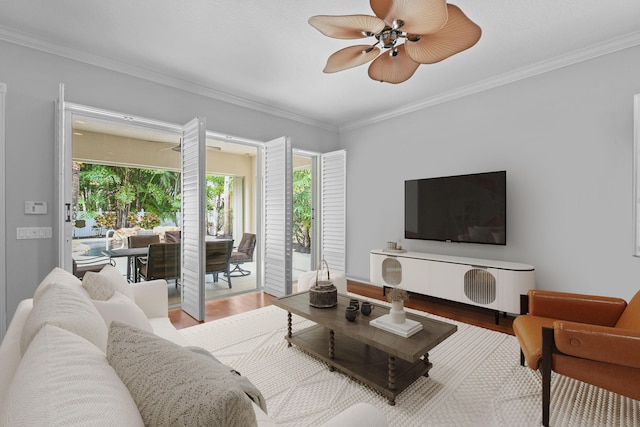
[367,44,419,84]
[404,4,481,64]
[324,45,381,73]
[309,15,385,39]
[370,0,447,34]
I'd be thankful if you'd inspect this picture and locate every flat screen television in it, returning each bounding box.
[404,171,506,245]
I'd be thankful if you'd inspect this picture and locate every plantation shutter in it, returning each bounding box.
[180,117,206,321]
[263,137,293,297]
[320,150,346,273]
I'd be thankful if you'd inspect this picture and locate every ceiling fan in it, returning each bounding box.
[162,139,222,152]
[308,0,481,84]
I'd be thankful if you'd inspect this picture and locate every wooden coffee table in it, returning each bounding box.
[273,292,457,405]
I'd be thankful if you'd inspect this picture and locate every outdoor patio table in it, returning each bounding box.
[102,247,148,282]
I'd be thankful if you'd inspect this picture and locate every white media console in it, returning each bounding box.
[370,250,535,318]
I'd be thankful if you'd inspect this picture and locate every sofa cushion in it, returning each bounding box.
[95,264,135,301]
[82,270,116,301]
[32,267,83,304]
[21,283,108,355]
[91,291,153,333]
[3,324,144,427]
[107,322,257,427]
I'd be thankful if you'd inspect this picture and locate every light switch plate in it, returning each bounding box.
[17,227,52,239]
[25,201,47,215]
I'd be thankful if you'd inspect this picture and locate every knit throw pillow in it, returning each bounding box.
[107,322,257,427]
[82,271,116,301]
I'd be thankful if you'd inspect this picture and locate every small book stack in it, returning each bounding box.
[369,314,423,338]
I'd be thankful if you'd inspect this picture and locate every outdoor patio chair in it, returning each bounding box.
[164,230,181,243]
[137,243,181,287]
[72,256,115,279]
[227,233,256,277]
[128,233,160,249]
[205,239,234,288]
[128,234,160,281]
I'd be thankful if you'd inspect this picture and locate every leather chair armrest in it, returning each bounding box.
[528,290,627,326]
[554,321,640,368]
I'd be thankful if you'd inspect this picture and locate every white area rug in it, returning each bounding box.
[179,303,640,426]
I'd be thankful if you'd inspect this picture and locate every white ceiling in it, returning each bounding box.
[1,0,640,129]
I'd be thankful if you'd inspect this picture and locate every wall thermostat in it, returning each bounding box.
[25,201,47,215]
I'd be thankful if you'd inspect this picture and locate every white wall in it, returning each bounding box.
[0,40,339,321]
[3,38,640,324]
[341,44,640,301]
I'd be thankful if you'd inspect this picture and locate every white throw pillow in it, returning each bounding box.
[21,283,108,355]
[91,292,153,333]
[82,270,116,301]
[2,324,144,427]
[96,264,135,301]
[33,267,83,304]
[107,322,257,427]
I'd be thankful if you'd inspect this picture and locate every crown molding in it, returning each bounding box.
[340,30,640,132]
[0,26,338,133]
[2,25,639,135]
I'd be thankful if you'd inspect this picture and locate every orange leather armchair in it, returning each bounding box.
[513,289,640,426]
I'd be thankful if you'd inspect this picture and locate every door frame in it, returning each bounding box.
[0,83,6,338]
[56,101,265,295]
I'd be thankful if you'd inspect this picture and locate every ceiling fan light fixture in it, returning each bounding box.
[377,27,399,48]
[392,19,404,30]
[309,14,385,39]
[404,4,482,64]
[368,44,419,84]
[323,45,381,73]
[371,0,448,34]
[310,0,481,83]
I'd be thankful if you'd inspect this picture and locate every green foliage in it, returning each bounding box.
[138,213,160,229]
[293,169,311,248]
[76,163,232,233]
[126,212,139,227]
[206,175,233,236]
[93,212,117,233]
[77,163,181,228]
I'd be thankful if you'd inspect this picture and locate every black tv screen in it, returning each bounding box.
[405,171,506,245]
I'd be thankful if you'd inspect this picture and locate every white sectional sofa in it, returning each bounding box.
[0,266,387,426]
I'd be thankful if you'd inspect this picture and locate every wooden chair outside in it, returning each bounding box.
[137,243,181,286]
[206,239,234,288]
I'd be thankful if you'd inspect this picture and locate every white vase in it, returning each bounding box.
[389,300,406,324]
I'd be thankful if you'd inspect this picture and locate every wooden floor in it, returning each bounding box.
[169,281,516,335]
